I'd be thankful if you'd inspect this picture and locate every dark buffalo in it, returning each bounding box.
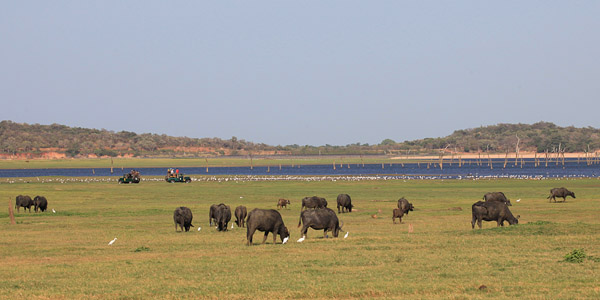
[471,201,519,229]
[277,198,291,209]
[235,205,248,228]
[173,207,194,232]
[392,208,410,224]
[547,187,575,203]
[483,192,512,206]
[15,195,34,213]
[301,196,328,210]
[246,209,290,246]
[209,204,219,226]
[213,203,231,231]
[397,197,414,214]
[336,194,353,213]
[298,207,343,239]
[33,196,48,212]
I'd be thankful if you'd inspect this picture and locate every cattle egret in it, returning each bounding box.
[52,209,56,213]
[197,227,202,231]
[297,236,305,243]
[344,232,349,239]
[231,223,234,229]
[516,199,521,202]
[282,237,289,244]
[108,238,117,245]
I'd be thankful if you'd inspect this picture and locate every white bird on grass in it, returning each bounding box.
[297,236,305,243]
[197,227,202,231]
[231,223,234,229]
[52,209,56,213]
[516,199,521,202]
[282,237,289,244]
[344,232,349,239]
[108,238,117,245]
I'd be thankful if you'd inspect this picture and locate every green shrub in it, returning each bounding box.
[564,249,586,263]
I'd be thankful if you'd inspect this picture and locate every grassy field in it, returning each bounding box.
[1,177,599,299]
[0,156,398,169]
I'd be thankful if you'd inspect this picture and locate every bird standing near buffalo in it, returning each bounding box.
[547,187,575,202]
[173,207,194,232]
[246,209,289,246]
[471,201,519,229]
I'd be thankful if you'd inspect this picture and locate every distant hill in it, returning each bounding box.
[1,120,599,158]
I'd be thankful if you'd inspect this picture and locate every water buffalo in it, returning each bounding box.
[33,196,48,212]
[298,207,343,239]
[483,192,512,206]
[471,201,519,229]
[547,187,575,203]
[209,204,218,226]
[336,194,353,213]
[277,198,291,209]
[15,195,34,212]
[246,209,290,246]
[235,205,247,228]
[301,196,328,210]
[173,207,194,232]
[212,203,231,231]
[397,197,414,213]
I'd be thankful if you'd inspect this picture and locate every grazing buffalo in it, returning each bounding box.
[397,197,414,214]
[173,207,194,232]
[393,208,409,224]
[301,196,328,210]
[336,194,353,213]
[212,203,231,231]
[483,192,512,206]
[33,196,48,212]
[298,207,343,239]
[471,201,519,229]
[15,195,34,212]
[547,187,575,203]
[246,209,290,246]
[235,205,248,228]
[277,198,291,209]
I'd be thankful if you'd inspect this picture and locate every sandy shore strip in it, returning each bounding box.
[392,152,598,160]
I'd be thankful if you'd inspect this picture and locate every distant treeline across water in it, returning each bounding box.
[1,159,599,179]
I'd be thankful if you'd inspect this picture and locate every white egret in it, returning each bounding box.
[108,238,117,245]
[197,227,202,231]
[344,232,349,239]
[516,199,521,202]
[282,237,289,244]
[297,236,305,243]
[231,223,234,229]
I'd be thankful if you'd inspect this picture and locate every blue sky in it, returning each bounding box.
[2,1,599,146]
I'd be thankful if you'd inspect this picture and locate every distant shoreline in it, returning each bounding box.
[392,151,597,160]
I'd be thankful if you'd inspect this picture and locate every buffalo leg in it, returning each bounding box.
[301,225,310,238]
[477,218,482,229]
[175,223,178,232]
[262,232,269,244]
[272,231,277,244]
[247,228,256,246]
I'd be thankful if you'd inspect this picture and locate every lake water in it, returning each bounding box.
[1,159,599,179]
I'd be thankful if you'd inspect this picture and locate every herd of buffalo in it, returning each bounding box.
[13,186,575,245]
[169,187,576,245]
[14,195,48,213]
